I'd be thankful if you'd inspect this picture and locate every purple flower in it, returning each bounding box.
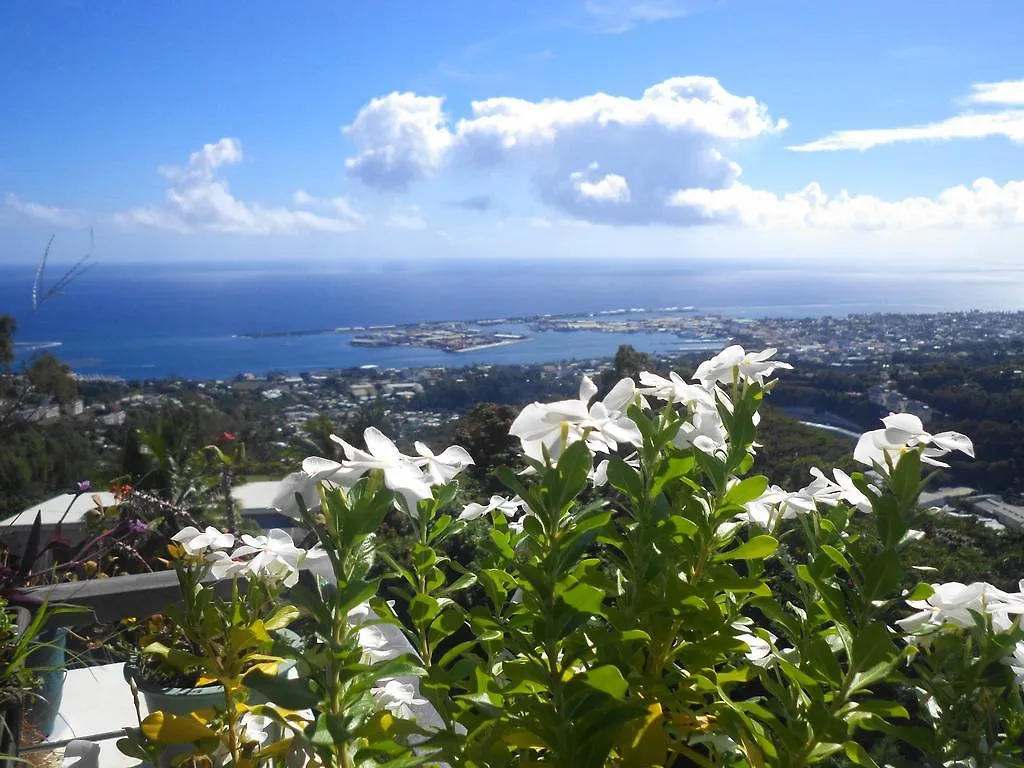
[76,480,91,493]
[124,519,148,536]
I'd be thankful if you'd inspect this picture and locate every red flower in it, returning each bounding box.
[219,432,236,441]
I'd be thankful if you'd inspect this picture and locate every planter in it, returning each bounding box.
[23,626,67,738]
[0,693,23,768]
[123,665,226,716]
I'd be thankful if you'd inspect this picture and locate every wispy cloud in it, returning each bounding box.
[2,192,82,227]
[789,80,1024,152]
[447,194,495,212]
[385,205,428,230]
[524,49,556,63]
[583,0,696,33]
[891,43,952,59]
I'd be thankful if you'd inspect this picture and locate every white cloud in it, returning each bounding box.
[2,192,81,227]
[574,168,631,203]
[669,177,1024,230]
[116,139,361,235]
[529,216,554,229]
[292,189,366,224]
[343,93,453,190]
[965,79,1024,106]
[789,112,1024,152]
[344,76,785,225]
[790,79,1024,152]
[385,205,428,230]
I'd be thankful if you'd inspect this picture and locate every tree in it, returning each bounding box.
[0,316,15,367]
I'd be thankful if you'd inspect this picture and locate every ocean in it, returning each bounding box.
[2,259,1022,380]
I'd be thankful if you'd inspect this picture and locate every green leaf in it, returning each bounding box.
[264,604,300,631]
[905,582,934,602]
[409,594,441,625]
[412,543,437,572]
[724,476,769,507]
[607,459,644,501]
[819,544,851,573]
[141,712,218,744]
[245,670,320,710]
[439,571,477,595]
[844,741,880,768]
[580,664,628,700]
[560,582,606,616]
[718,535,778,561]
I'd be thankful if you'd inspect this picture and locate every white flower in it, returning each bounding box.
[1007,641,1024,686]
[235,712,272,746]
[232,529,307,587]
[674,401,728,455]
[172,526,234,555]
[205,550,248,580]
[329,427,433,509]
[270,470,327,519]
[589,453,640,487]
[358,624,396,664]
[459,495,522,522]
[414,442,474,485]
[693,345,792,388]
[854,413,974,468]
[509,375,642,464]
[800,467,872,512]
[896,581,1023,635]
[373,679,427,720]
[638,370,714,407]
[732,620,777,668]
[741,484,794,528]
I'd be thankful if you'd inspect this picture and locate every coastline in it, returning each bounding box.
[452,338,532,353]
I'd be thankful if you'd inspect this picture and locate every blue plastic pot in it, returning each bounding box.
[24,626,67,738]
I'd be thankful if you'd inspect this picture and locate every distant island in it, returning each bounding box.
[239,306,706,353]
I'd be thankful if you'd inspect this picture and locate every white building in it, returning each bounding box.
[0,491,119,563]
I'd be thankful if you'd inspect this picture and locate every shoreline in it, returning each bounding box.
[452,338,532,353]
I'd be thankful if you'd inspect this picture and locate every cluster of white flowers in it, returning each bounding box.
[509,376,644,463]
[898,580,1024,689]
[507,345,789,466]
[289,427,474,512]
[347,601,428,720]
[855,412,974,468]
[171,525,324,588]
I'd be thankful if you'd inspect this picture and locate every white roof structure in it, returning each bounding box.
[231,480,287,513]
[0,491,118,529]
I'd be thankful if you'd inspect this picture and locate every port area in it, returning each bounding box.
[350,325,531,353]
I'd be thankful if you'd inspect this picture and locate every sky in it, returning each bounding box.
[2,0,1024,268]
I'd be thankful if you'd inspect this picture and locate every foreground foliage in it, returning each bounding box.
[127,346,1024,768]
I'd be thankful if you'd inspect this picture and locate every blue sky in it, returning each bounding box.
[2,0,1024,266]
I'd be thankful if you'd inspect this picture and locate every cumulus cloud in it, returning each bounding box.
[669,177,1024,230]
[790,79,1024,152]
[343,93,453,190]
[116,138,360,235]
[2,192,81,226]
[343,76,786,225]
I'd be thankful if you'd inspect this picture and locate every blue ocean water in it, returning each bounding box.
[1,259,1022,380]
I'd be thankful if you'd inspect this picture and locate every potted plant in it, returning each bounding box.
[1,482,149,737]
[0,597,63,768]
[118,526,317,767]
